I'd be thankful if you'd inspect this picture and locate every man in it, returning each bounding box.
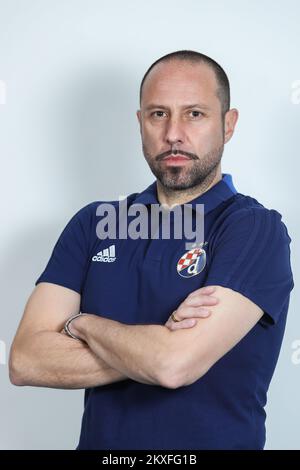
[9,50,294,450]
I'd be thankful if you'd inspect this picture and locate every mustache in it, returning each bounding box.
[156,149,199,161]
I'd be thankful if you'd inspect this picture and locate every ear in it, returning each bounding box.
[136,109,142,134]
[224,108,239,144]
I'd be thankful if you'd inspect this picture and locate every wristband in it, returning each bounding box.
[64,313,88,340]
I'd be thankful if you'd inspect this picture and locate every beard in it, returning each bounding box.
[143,143,224,191]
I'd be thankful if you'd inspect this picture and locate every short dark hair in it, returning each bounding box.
[139,50,230,117]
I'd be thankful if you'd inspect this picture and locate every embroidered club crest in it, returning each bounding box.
[177,244,207,278]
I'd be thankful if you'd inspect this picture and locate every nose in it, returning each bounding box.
[164,117,185,147]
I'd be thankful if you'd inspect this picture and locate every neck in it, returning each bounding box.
[156,166,222,207]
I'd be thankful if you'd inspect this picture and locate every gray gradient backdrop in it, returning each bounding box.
[0,0,299,450]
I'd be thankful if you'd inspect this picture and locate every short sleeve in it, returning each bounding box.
[204,207,294,325]
[35,203,96,294]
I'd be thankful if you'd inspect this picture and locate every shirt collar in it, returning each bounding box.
[133,173,237,215]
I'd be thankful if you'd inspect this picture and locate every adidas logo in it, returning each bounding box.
[92,245,116,263]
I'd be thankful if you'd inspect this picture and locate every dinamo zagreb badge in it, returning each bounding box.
[177,243,207,278]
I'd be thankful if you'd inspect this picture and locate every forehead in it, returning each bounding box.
[141,60,219,107]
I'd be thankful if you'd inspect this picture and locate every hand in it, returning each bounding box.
[165,285,219,331]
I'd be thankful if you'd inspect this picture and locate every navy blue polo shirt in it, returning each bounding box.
[35,173,294,450]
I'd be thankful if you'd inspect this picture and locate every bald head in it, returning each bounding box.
[139,50,230,118]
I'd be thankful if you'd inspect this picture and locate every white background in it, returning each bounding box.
[0,0,299,449]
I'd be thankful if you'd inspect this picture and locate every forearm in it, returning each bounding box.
[72,315,172,386]
[9,331,128,389]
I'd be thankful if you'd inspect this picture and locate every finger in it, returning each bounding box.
[199,285,216,294]
[168,318,197,331]
[174,306,212,322]
[189,285,216,297]
[185,294,219,307]
[192,307,212,318]
[165,316,177,329]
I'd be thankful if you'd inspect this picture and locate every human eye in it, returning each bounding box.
[151,110,167,119]
[188,110,203,119]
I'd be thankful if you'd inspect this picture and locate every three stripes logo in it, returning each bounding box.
[92,245,116,263]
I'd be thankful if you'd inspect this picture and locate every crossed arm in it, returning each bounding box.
[69,286,263,389]
[9,282,263,389]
